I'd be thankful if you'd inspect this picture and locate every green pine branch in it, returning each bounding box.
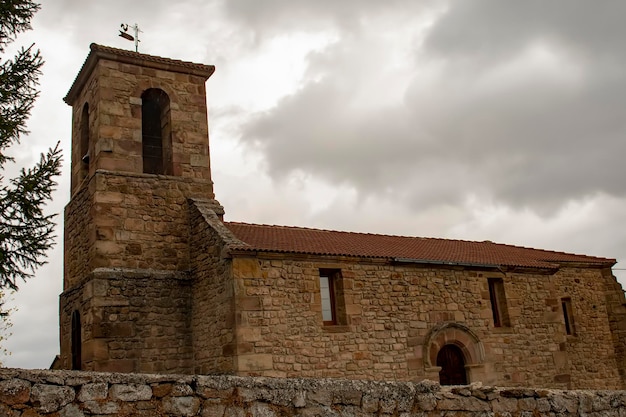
[0,143,61,290]
[0,0,61,292]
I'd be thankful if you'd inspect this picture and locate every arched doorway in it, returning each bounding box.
[437,344,467,385]
[423,322,485,383]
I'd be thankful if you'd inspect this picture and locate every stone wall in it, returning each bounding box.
[189,199,237,374]
[63,184,92,290]
[230,254,623,389]
[58,270,193,374]
[553,266,625,388]
[1,368,625,416]
[63,172,216,291]
[88,172,214,273]
[602,267,626,387]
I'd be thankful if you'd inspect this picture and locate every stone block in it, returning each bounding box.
[94,359,136,373]
[190,154,208,167]
[77,383,108,402]
[308,390,332,406]
[196,387,234,399]
[407,358,423,370]
[249,402,277,417]
[233,258,261,279]
[163,396,201,416]
[30,384,75,414]
[224,405,245,417]
[0,378,30,405]
[238,296,262,311]
[549,394,578,413]
[82,339,109,362]
[94,240,123,256]
[95,137,114,154]
[99,124,123,138]
[492,397,518,413]
[82,400,120,414]
[58,403,84,417]
[552,351,568,371]
[237,354,273,371]
[237,327,262,342]
[151,383,172,398]
[414,393,437,411]
[109,384,153,401]
[93,191,124,204]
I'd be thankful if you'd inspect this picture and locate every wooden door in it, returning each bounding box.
[437,344,467,385]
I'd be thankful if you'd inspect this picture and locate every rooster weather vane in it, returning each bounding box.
[119,23,141,52]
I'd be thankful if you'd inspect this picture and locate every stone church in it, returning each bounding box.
[57,44,626,389]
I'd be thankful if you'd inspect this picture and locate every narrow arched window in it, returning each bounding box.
[80,103,90,166]
[71,310,81,370]
[141,88,172,175]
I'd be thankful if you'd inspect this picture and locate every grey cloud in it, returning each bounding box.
[36,0,211,55]
[222,0,436,35]
[239,1,626,214]
[424,0,626,65]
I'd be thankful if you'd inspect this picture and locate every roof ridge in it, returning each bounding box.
[225,221,429,239]
[223,221,615,263]
[89,43,214,72]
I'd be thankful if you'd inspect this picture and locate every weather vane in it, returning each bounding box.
[119,23,141,52]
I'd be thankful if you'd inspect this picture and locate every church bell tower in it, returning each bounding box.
[58,44,223,372]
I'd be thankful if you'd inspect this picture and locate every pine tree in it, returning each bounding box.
[0,0,61,291]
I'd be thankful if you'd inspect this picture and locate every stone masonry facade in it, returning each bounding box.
[224,253,623,388]
[57,44,626,390]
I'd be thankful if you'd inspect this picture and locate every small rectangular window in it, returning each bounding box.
[319,269,345,326]
[319,274,335,324]
[488,278,510,327]
[562,297,576,336]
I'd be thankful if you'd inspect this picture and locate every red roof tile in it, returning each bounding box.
[224,222,615,269]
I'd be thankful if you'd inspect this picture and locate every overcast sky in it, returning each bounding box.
[3,0,626,368]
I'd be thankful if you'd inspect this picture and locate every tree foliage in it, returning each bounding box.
[0,0,61,291]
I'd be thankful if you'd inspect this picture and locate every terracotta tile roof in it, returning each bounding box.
[224,222,615,269]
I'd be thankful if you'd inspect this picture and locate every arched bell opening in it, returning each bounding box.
[141,88,172,175]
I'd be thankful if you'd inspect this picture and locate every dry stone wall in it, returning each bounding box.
[1,368,625,416]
